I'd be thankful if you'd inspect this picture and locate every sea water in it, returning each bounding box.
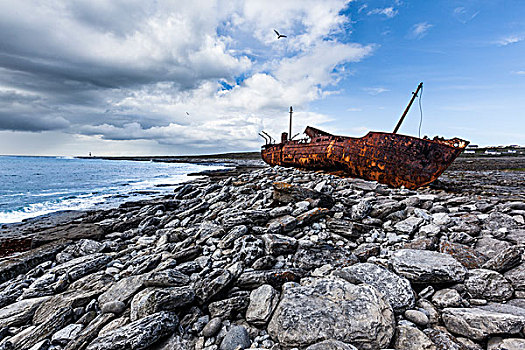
[0,156,226,224]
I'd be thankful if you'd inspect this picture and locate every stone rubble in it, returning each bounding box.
[0,165,523,350]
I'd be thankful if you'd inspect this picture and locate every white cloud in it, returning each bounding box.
[497,35,524,46]
[408,22,433,39]
[0,0,376,154]
[453,7,479,24]
[363,87,389,95]
[367,7,398,18]
[514,71,525,75]
[346,107,362,112]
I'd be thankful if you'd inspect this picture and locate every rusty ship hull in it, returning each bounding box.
[261,126,469,189]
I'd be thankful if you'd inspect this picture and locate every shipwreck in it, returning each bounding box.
[260,83,469,189]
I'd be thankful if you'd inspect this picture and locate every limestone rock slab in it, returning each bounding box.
[267,277,394,349]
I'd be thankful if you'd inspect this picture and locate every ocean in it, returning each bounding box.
[0,156,226,224]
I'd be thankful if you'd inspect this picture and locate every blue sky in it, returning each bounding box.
[0,0,523,155]
[315,0,525,145]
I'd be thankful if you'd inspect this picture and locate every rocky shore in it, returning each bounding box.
[0,163,524,350]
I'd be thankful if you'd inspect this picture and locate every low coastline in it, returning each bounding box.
[0,155,524,349]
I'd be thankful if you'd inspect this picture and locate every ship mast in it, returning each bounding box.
[289,106,293,140]
[393,82,423,134]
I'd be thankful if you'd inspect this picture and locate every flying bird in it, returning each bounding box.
[186,112,190,116]
[274,29,287,39]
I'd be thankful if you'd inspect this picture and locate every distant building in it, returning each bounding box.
[467,145,478,148]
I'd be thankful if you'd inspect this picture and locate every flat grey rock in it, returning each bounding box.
[390,249,467,283]
[0,296,50,328]
[442,307,525,341]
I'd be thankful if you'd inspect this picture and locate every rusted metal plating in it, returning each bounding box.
[261,126,469,189]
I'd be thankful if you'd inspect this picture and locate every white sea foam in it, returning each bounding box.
[0,165,229,223]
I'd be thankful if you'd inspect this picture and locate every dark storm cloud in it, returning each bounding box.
[0,111,70,132]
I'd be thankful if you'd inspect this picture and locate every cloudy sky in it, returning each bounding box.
[0,0,524,156]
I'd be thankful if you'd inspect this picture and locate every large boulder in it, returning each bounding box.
[334,263,414,313]
[390,249,467,284]
[267,277,394,350]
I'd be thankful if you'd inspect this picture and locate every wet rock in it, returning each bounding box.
[267,277,394,349]
[130,286,194,321]
[220,325,251,350]
[464,269,514,302]
[293,244,358,270]
[86,311,178,350]
[432,288,463,308]
[306,339,358,350]
[390,249,467,284]
[334,263,414,313]
[144,269,190,287]
[442,307,525,341]
[395,325,436,350]
[439,241,489,269]
[482,246,523,273]
[246,284,280,326]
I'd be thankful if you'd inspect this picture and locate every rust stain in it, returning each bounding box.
[261,126,469,189]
